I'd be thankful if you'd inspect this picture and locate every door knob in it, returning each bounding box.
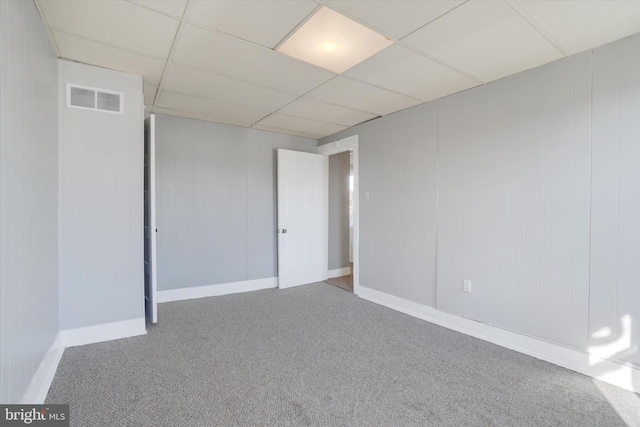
[282,229,287,233]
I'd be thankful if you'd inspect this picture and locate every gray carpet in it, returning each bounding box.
[47,283,640,426]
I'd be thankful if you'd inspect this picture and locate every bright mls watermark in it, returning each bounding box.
[0,405,69,426]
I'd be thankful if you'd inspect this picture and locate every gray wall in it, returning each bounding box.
[0,0,59,403]
[328,151,351,270]
[58,61,144,330]
[436,53,592,349]
[155,114,318,291]
[589,36,640,365]
[320,34,640,368]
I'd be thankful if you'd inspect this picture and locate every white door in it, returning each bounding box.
[144,114,158,323]
[277,149,328,289]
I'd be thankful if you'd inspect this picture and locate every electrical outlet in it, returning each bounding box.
[463,279,472,293]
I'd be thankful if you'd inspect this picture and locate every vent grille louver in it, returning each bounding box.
[70,87,95,108]
[67,84,124,114]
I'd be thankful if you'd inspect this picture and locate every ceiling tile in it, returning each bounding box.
[512,0,640,55]
[172,24,335,95]
[188,0,318,48]
[129,0,187,19]
[255,113,348,137]
[144,84,158,106]
[162,64,298,111]
[402,0,564,83]
[152,107,252,128]
[157,91,269,124]
[345,44,479,102]
[252,124,323,140]
[277,98,377,127]
[327,0,464,40]
[304,77,422,116]
[38,0,179,59]
[52,30,166,85]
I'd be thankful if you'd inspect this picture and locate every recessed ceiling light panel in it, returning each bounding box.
[277,7,393,74]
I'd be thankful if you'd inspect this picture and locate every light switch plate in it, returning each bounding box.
[463,279,472,293]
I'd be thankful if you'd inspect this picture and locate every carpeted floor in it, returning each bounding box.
[47,283,640,426]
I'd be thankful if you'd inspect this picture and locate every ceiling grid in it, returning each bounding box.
[34,0,640,139]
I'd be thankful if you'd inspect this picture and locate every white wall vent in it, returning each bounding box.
[67,84,124,114]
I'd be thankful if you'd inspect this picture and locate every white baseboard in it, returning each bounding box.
[357,286,640,394]
[21,333,65,404]
[61,318,147,348]
[19,277,275,404]
[157,277,277,303]
[327,267,351,279]
[21,319,146,404]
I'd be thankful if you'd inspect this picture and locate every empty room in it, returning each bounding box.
[1,0,640,425]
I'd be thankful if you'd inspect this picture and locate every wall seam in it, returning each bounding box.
[569,57,575,347]
[614,45,621,332]
[434,101,440,309]
[541,66,547,340]
[586,49,594,348]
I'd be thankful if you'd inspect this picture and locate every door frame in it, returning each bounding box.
[144,114,158,323]
[318,135,360,295]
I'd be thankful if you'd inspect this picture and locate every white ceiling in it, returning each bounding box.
[35,0,640,140]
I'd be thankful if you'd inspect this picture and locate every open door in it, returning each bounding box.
[277,149,328,289]
[144,114,158,323]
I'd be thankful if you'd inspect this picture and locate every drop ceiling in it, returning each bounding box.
[35,0,640,140]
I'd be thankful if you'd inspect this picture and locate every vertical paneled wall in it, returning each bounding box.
[155,117,248,289]
[319,33,640,367]
[328,151,350,270]
[155,114,318,291]
[357,104,439,307]
[58,61,144,330]
[436,52,592,350]
[0,1,59,403]
[589,35,640,366]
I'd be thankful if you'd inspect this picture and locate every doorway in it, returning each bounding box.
[325,150,353,292]
[318,135,360,295]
